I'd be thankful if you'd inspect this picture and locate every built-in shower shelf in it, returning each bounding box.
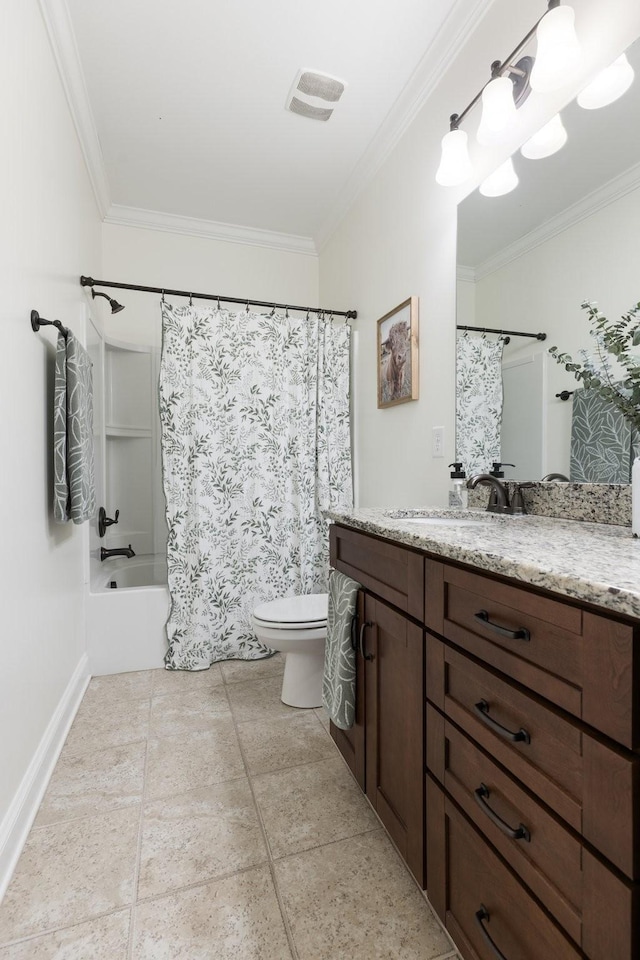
[106,425,152,438]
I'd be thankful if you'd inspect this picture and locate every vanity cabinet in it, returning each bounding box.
[425,559,640,960]
[329,521,640,960]
[329,524,426,886]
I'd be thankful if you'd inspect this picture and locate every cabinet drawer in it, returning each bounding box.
[425,561,639,749]
[330,523,424,620]
[426,778,581,960]
[426,634,640,879]
[427,705,579,944]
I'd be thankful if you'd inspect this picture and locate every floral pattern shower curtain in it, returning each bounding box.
[159,304,352,670]
[455,335,504,476]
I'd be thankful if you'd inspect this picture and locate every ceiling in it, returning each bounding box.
[59,0,480,250]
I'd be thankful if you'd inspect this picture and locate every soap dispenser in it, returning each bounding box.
[489,461,515,478]
[448,463,468,509]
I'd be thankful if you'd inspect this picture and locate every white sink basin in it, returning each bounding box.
[385,511,492,526]
[396,516,489,527]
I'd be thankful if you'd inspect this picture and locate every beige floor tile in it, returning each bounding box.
[0,911,130,959]
[148,687,231,738]
[252,756,377,859]
[0,809,139,942]
[238,713,336,776]
[145,722,245,800]
[62,698,150,758]
[314,706,331,732]
[35,741,146,826]
[226,676,299,723]
[275,831,453,960]
[152,663,223,697]
[132,866,292,959]
[83,671,153,707]
[220,653,284,685]
[137,780,267,899]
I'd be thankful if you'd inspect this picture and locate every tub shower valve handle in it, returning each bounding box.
[98,507,120,538]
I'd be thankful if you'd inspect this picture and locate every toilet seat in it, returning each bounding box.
[253,593,328,631]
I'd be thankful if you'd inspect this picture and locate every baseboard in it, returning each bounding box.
[0,654,90,902]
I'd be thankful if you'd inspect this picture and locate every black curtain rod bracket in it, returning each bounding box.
[31,310,69,339]
[80,276,357,320]
[457,324,546,341]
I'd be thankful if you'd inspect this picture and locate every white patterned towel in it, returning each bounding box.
[53,330,96,524]
[322,569,361,730]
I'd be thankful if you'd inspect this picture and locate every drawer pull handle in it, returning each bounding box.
[359,621,374,661]
[474,610,530,642]
[475,905,510,960]
[474,700,531,745]
[474,783,531,842]
[350,615,358,651]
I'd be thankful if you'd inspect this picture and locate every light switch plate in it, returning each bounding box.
[432,426,444,458]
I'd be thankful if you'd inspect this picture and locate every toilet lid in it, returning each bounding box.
[253,593,328,629]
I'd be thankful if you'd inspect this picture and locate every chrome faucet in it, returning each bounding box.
[467,474,510,513]
[541,473,569,482]
[100,545,136,561]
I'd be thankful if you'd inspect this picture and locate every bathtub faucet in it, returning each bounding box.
[100,545,136,561]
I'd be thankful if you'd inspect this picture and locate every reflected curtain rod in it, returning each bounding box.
[80,276,357,320]
[457,324,546,341]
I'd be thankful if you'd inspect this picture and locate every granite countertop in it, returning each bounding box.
[330,507,640,619]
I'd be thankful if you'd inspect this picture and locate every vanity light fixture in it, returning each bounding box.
[479,157,519,197]
[435,128,473,186]
[577,53,635,109]
[476,73,518,146]
[529,3,581,93]
[520,112,567,159]
[435,1,580,188]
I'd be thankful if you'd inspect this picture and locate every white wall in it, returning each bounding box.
[99,225,319,347]
[473,181,640,476]
[319,0,640,508]
[0,0,101,889]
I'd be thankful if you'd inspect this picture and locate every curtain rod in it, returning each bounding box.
[457,324,546,341]
[80,276,357,320]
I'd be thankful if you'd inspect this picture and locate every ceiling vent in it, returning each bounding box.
[286,69,347,121]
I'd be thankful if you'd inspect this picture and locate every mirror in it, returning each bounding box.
[456,37,640,483]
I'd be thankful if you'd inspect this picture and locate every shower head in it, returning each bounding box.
[91,289,125,314]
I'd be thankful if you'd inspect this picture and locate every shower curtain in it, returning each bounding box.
[455,335,504,476]
[159,303,352,670]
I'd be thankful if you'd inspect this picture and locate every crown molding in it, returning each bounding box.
[104,204,318,256]
[38,0,110,217]
[473,160,640,281]
[314,0,495,251]
[456,265,476,283]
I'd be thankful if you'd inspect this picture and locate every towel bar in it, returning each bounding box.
[31,309,69,338]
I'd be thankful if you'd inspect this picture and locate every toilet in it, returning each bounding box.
[252,593,328,708]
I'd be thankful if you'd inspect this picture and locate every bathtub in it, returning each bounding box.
[87,554,170,676]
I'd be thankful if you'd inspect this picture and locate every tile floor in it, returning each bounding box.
[0,655,461,959]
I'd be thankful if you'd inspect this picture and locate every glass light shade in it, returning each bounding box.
[435,128,473,186]
[577,53,635,109]
[520,113,568,159]
[479,157,519,197]
[530,6,581,93]
[476,76,517,146]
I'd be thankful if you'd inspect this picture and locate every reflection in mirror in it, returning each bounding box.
[456,37,640,484]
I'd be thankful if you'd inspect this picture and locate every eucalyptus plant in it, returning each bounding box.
[549,299,640,434]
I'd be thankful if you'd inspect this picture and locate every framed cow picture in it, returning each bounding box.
[376,297,419,408]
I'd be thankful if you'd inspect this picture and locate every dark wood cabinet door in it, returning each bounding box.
[330,591,366,790]
[364,594,425,886]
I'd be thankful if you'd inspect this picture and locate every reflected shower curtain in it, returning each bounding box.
[455,335,504,476]
[159,303,352,670]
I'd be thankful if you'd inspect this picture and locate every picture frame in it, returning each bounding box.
[377,296,419,408]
